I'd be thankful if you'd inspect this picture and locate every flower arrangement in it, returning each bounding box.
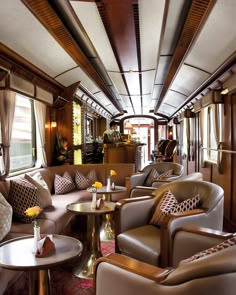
[24,206,43,227]
[91,181,103,192]
[108,169,117,179]
[54,134,72,165]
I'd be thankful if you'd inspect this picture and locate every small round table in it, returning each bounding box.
[66,201,115,279]
[0,234,83,295]
[96,185,126,241]
[96,185,126,202]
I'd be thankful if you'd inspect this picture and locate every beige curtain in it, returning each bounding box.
[34,100,47,167]
[212,104,223,173]
[199,109,205,168]
[0,90,16,178]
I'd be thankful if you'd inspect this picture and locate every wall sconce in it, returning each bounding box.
[221,88,229,95]
[51,121,57,128]
[50,109,57,128]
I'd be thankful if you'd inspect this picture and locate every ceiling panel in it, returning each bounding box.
[0,0,76,77]
[185,0,236,73]
[170,64,210,96]
[139,0,165,70]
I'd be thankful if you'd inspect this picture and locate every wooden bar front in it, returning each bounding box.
[103,143,145,171]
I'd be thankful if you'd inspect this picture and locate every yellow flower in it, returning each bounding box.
[92,181,103,189]
[25,206,42,218]
[110,170,117,176]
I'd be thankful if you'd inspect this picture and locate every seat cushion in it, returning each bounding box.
[117,225,161,266]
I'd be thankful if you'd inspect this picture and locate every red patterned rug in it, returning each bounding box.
[5,217,115,295]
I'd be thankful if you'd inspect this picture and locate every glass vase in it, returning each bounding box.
[32,225,41,254]
[91,192,97,209]
[107,177,111,191]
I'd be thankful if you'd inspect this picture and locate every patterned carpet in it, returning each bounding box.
[4,216,115,295]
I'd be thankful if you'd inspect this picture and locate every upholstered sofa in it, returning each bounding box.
[0,163,135,294]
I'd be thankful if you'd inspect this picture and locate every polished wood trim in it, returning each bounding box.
[22,0,123,113]
[154,0,216,113]
[0,43,64,95]
[94,253,167,286]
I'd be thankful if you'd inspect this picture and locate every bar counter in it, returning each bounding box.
[103,142,146,171]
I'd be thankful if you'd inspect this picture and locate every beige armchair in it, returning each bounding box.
[127,162,184,198]
[114,180,224,268]
[94,226,235,295]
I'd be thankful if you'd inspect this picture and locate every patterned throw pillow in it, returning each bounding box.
[157,169,173,179]
[149,191,178,226]
[144,168,160,186]
[54,171,76,195]
[75,169,97,190]
[25,172,52,208]
[172,194,200,213]
[0,193,13,241]
[8,179,41,223]
[181,236,236,263]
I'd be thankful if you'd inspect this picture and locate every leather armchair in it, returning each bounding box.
[94,226,235,295]
[114,180,224,268]
[130,172,203,198]
[127,162,184,198]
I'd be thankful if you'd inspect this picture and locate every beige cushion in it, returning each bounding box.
[25,172,52,208]
[0,193,13,241]
[8,179,41,223]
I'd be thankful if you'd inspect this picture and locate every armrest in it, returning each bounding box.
[170,225,234,266]
[130,186,156,198]
[157,208,208,267]
[94,253,169,283]
[128,172,147,189]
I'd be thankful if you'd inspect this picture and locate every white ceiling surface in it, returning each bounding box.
[160,0,236,117]
[0,0,235,120]
[0,0,76,77]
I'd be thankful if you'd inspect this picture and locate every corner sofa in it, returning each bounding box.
[0,163,135,294]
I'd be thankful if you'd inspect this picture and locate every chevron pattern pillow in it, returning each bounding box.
[149,190,178,226]
[182,236,236,263]
[54,171,76,195]
[75,169,97,190]
[0,193,13,241]
[8,179,41,223]
[144,168,160,186]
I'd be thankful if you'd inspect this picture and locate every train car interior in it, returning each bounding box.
[0,1,236,294]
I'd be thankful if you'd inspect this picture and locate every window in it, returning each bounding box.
[207,106,217,162]
[10,94,36,172]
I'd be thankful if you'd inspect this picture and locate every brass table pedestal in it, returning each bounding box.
[67,201,115,279]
